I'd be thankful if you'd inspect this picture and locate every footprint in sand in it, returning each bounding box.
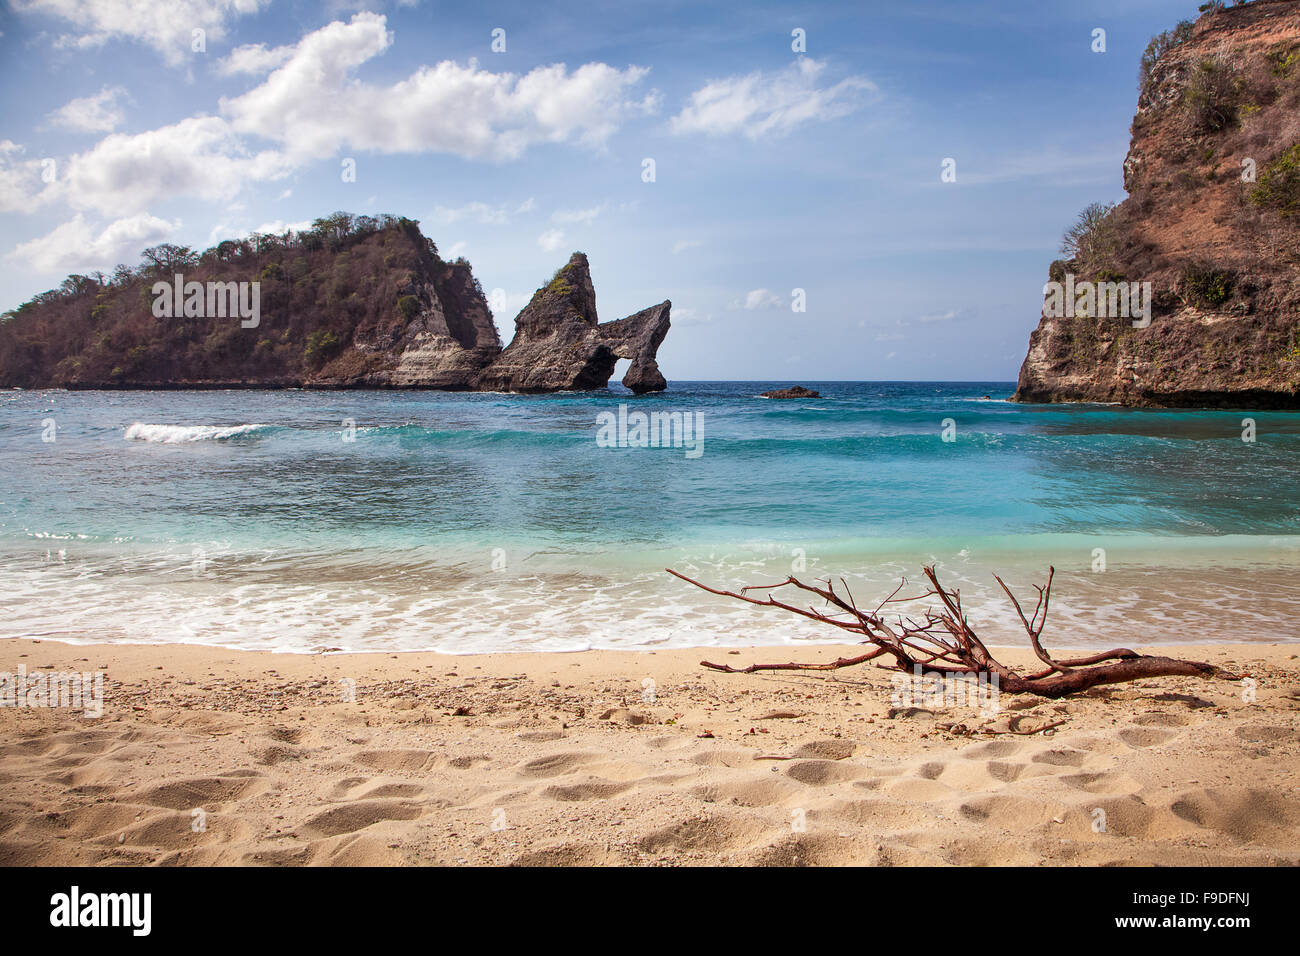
[743,832,867,867]
[876,776,953,801]
[510,844,623,866]
[638,815,756,855]
[1169,787,1300,846]
[1234,724,1294,743]
[1058,770,1142,795]
[792,739,857,761]
[1029,747,1090,767]
[541,780,633,801]
[1117,727,1179,749]
[516,751,600,778]
[354,749,442,774]
[334,779,428,800]
[254,744,304,766]
[688,748,754,769]
[785,759,861,786]
[448,754,491,769]
[959,794,1063,831]
[691,777,802,808]
[986,760,1027,782]
[263,726,307,745]
[960,739,1022,759]
[296,799,424,839]
[830,797,927,830]
[132,774,269,810]
[1132,711,1189,727]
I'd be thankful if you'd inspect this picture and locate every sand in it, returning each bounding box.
[1,638,1298,866]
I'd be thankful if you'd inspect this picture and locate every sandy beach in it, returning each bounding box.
[1,638,1297,867]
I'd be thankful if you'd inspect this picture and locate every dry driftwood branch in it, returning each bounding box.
[666,565,1238,699]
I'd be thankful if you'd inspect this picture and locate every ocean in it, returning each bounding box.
[2,382,1298,653]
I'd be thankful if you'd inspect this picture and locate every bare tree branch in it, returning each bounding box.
[668,564,1240,699]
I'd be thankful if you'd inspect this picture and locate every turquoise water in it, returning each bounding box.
[1,382,1298,652]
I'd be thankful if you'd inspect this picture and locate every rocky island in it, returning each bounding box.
[1013,0,1300,408]
[0,214,670,394]
[760,385,820,399]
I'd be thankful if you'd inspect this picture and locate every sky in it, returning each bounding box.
[0,0,1214,381]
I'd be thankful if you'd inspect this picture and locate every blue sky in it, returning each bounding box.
[0,0,1210,380]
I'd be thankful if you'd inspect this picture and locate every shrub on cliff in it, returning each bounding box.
[1185,58,1245,133]
[1139,19,1194,89]
[397,295,421,319]
[1060,202,1119,276]
[1249,144,1300,217]
[1181,264,1235,307]
[304,329,342,368]
[545,268,574,297]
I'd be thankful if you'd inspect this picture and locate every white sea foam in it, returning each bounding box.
[124,423,270,443]
[2,540,1298,655]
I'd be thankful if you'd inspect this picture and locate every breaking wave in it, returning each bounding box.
[124,423,273,443]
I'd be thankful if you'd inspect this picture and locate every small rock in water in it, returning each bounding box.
[760,385,820,399]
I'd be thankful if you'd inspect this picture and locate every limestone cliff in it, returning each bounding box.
[1013,0,1300,408]
[355,258,502,389]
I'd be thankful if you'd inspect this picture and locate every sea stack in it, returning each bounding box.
[473,253,671,394]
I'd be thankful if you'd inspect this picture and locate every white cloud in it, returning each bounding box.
[0,140,57,213]
[914,310,958,324]
[672,307,711,325]
[5,14,655,228]
[671,239,701,254]
[220,13,659,162]
[536,228,566,252]
[435,201,513,225]
[250,218,311,236]
[551,203,606,225]
[218,40,295,76]
[731,288,783,311]
[46,87,127,133]
[671,58,874,139]
[486,287,532,318]
[15,0,268,66]
[10,212,178,273]
[60,115,293,216]
[205,217,311,244]
[445,240,468,258]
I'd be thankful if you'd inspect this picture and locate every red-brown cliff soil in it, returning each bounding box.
[1014,0,1300,408]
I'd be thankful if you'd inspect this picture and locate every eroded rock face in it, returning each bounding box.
[761,386,819,399]
[1011,0,1300,408]
[473,253,671,394]
[599,301,671,394]
[362,260,502,389]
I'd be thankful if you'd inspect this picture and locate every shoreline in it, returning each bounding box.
[2,637,1297,866]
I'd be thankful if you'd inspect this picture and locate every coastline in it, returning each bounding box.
[2,637,1297,866]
